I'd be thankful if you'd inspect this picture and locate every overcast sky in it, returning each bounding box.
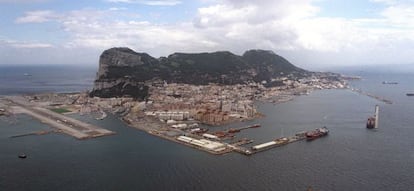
[1,0,413,69]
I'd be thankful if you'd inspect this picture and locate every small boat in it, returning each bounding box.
[18,153,27,159]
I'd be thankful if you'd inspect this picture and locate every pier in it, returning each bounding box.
[235,132,308,155]
[210,124,261,139]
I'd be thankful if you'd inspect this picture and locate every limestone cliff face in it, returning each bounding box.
[90,47,309,99]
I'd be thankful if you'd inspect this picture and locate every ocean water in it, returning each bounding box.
[1,67,414,191]
[0,65,96,95]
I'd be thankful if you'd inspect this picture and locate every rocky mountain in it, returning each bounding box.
[90,47,310,99]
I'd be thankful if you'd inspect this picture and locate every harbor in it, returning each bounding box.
[0,92,365,157]
[139,120,329,156]
[0,65,408,190]
[1,88,374,156]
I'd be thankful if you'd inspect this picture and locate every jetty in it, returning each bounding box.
[235,131,308,155]
[351,88,392,104]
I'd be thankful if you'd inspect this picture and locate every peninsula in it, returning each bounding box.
[1,48,349,155]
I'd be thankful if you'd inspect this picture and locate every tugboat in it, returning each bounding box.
[18,153,27,159]
[306,127,329,141]
[366,105,379,129]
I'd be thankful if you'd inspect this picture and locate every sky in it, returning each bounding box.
[1,0,414,70]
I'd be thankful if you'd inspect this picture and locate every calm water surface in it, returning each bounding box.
[1,67,414,191]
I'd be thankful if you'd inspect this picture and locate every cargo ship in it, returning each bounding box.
[406,93,414,96]
[306,127,329,141]
[382,81,398,85]
[366,105,379,129]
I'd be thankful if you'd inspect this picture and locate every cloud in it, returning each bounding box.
[106,0,182,6]
[0,39,53,48]
[12,42,53,48]
[9,0,414,68]
[15,10,59,23]
[0,0,49,3]
[108,7,128,11]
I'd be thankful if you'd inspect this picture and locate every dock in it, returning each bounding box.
[1,96,115,140]
[210,124,261,138]
[227,124,260,133]
[241,133,307,155]
[129,119,318,156]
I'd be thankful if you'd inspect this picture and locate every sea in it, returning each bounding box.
[1,66,414,191]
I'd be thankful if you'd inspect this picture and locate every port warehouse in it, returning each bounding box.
[177,136,226,152]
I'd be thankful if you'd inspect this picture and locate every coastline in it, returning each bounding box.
[0,73,352,155]
[2,71,412,191]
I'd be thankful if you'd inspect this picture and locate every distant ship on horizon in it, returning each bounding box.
[382,81,398,85]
